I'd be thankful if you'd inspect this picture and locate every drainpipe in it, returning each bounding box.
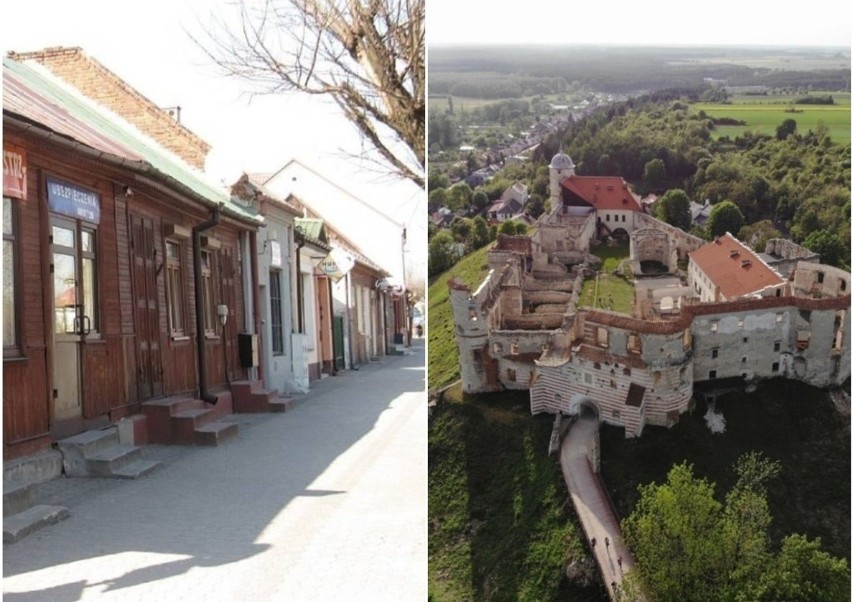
[327,276,338,374]
[295,234,305,333]
[194,206,221,404]
[250,229,263,383]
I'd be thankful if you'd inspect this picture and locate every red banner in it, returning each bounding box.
[3,145,27,200]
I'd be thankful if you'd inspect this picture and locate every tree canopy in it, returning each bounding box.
[707,200,745,239]
[654,189,692,231]
[622,455,849,602]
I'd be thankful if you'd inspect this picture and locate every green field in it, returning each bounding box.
[693,98,851,145]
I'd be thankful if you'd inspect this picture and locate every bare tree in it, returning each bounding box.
[193,0,425,188]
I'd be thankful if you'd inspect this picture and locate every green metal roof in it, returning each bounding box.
[3,57,261,224]
[295,218,329,248]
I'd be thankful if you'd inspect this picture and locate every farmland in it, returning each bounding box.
[693,93,851,145]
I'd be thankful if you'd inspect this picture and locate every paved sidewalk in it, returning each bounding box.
[559,415,636,600]
[4,340,427,602]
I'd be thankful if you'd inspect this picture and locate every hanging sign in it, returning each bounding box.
[47,177,100,223]
[319,247,355,282]
[3,145,27,200]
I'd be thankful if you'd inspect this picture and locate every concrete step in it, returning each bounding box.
[269,397,294,413]
[143,397,207,444]
[233,388,280,413]
[3,481,34,517]
[85,445,145,477]
[57,428,121,476]
[3,504,69,544]
[171,408,218,444]
[195,421,238,446]
[108,459,162,480]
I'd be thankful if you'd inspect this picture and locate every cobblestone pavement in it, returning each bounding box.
[3,340,427,602]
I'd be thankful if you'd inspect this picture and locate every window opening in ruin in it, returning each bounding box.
[510,340,519,354]
[834,311,844,351]
[628,333,642,354]
[738,318,744,329]
[774,341,781,352]
[610,379,616,388]
[493,342,503,354]
[741,356,747,364]
[507,368,516,382]
[710,321,718,333]
[841,279,847,292]
[709,370,717,379]
[596,327,609,348]
[473,349,483,371]
[772,362,779,372]
[817,271,824,284]
[593,362,601,370]
[743,337,749,344]
[623,367,631,376]
[612,409,621,419]
[711,348,718,359]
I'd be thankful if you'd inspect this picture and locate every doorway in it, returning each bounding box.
[51,216,97,421]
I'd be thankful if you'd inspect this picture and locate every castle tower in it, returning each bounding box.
[549,149,575,211]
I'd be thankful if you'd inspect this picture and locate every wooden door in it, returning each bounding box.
[130,215,162,399]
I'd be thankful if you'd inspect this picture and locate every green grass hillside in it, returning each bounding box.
[428,244,494,390]
[429,385,605,602]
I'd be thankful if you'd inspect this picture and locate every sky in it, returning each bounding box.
[427,0,852,48]
[1,0,425,283]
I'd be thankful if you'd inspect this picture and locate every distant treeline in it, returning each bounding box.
[429,45,851,97]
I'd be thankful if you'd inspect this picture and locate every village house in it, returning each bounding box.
[449,150,851,438]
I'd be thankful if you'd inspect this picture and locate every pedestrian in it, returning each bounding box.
[605,536,609,549]
[617,556,623,570]
[591,537,596,548]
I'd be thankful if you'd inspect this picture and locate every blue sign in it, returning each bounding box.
[47,177,100,224]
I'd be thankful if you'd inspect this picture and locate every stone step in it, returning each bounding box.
[3,504,69,544]
[85,445,145,477]
[3,481,34,517]
[142,396,206,416]
[195,421,238,446]
[108,459,162,480]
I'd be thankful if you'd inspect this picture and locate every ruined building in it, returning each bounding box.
[449,152,851,437]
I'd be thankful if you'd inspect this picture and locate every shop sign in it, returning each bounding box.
[319,248,355,282]
[47,177,100,223]
[3,145,27,199]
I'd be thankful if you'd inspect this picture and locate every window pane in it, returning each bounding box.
[81,230,94,253]
[3,198,11,236]
[52,226,75,248]
[83,257,96,330]
[3,239,14,346]
[54,253,77,333]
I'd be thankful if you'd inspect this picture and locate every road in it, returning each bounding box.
[4,340,427,602]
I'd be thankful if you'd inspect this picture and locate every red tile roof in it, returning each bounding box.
[689,234,784,299]
[561,176,642,212]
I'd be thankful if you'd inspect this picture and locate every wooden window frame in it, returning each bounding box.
[165,239,187,338]
[269,269,284,356]
[3,197,21,358]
